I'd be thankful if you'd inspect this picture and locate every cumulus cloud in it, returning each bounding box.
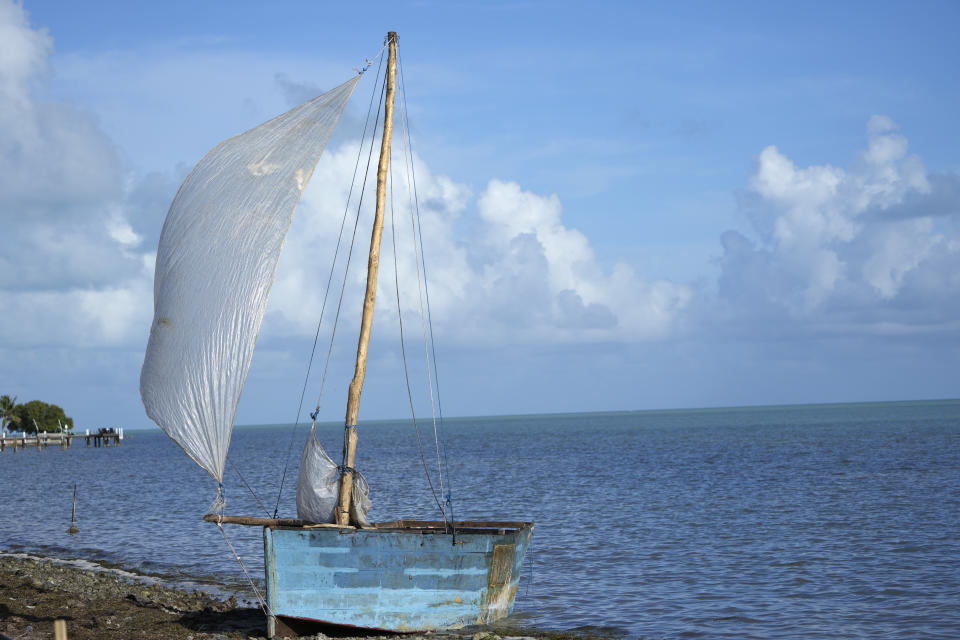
[0,0,154,347]
[0,3,120,209]
[1,0,689,361]
[0,0,50,113]
[268,146,691,347]
[716,116,960,335]
[5,0,955,369]
[470,179,690,341]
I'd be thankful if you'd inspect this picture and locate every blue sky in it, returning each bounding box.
[2,0,958,429]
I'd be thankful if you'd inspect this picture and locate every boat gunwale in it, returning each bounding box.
[204,513,533,533]
[370,519,534,533]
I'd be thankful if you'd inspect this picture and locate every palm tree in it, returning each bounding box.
[0,395,17,435]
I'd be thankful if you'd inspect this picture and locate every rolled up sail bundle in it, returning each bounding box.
[296,424,370,524]
[140,76,360,485]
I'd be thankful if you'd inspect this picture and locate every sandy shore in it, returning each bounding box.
[0,555,578,640]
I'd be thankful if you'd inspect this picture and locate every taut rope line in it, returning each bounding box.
[273,52,387,518]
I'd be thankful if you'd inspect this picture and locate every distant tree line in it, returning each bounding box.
[0,395,74,434]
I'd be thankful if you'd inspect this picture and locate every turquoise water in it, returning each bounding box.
[2,400,959,638]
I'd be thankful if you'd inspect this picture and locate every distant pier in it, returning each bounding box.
[0,428,123,452]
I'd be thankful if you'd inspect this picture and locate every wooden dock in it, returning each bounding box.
[0,429,123,452]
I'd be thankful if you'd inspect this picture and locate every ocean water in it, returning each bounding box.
[1,400,959,639]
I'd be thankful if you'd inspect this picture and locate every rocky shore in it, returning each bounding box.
[0,555,585,640]
[0,554,259,639]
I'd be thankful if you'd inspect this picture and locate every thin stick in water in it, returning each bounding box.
[67,484,78,535]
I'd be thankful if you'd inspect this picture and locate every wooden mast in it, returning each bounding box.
[336,31,398,526]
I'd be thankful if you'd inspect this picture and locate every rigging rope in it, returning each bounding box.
[314,62,389,410]
[273,52,386,518]
[388,151,447,522]
[228,457,272,518]
[269,39,457,530]
[397,47,456,529]
[279,58,387,521]
[211,40,396,622]
[319,72,387,439]
[215,521,272,616]
[208,485,272,616]
[396,67,444,507]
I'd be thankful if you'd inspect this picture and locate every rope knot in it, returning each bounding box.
[206,483,226,521]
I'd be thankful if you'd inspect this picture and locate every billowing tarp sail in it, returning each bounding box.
[296,424,370,524]
[140,76,360,483]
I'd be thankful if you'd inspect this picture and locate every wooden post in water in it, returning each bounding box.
[336,31,398,527]
[67,484,79,535]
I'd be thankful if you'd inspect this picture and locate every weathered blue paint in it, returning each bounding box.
[263,522,533,635]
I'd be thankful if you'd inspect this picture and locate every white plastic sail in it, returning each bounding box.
[140,76,360,483]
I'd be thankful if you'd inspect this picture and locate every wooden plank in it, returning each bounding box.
[373,520,534,531]
[202,514,307,527]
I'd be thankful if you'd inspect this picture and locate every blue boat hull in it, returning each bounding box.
[262,521,533,636]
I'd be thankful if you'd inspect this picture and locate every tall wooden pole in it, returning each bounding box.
[336,32,398,526]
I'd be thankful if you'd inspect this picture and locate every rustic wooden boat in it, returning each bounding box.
[202,516,533,635]
[143,32,533,637]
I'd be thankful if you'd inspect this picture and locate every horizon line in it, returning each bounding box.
[120,396,960,431]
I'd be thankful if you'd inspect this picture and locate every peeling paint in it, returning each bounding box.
[429,596,464,608]
[488,544,515,587]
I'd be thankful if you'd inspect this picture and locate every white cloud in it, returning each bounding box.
[471,179,690,341]
[717,116,960,333]
[0,0,154,349]
[0,2,120,210]
[861,217,940,300]
[267,149,691,347]
[0,0,49,111]
[2,0,690,361]
[755,147,851,248]
[1,274,152,347]
[106,210,143,248]
[5,0,955,372]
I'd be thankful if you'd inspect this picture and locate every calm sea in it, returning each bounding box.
[2,400,959,639]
